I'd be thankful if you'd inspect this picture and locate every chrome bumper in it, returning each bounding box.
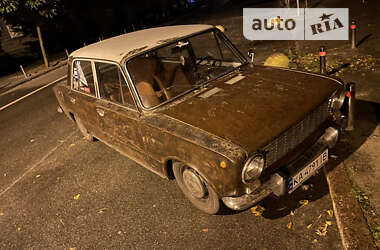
[222,126,340,211]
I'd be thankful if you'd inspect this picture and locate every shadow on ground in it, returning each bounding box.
[331,100,380,164]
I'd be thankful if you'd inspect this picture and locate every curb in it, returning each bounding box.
[0,61,67,94]
[324,162,376,249]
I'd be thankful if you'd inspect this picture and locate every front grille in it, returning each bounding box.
[262,99,330,167]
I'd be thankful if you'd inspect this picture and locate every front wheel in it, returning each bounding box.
[173,162,220,214]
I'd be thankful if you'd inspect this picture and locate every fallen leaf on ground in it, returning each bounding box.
[250,205,265,216]
[299,200,309,207]
[316,229,327,236]
[58,140,64,143]
[307,224,313,229]
[36,174,41,178]
[74,194,80,200]
[0,212,4,216]
[17,227,21,231]
[325,221,332,226]
[317,214,322,219]
[327,210,334,217]
[69,248,76,250]
[316,222,329,236]
[202,228,209,232]
[98,208,107,214]
[290,211,295,216]
[69,143,75,147]
[30,139,35,143]
[313,239,318,243]
[287,221,293,229]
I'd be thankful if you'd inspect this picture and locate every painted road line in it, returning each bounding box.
[0,75,67,111]
[0,130,77,197]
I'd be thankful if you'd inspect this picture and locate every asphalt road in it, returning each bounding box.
[0,69,343,249]
[0,66,67,108]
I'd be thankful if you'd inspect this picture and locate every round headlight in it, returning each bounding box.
[329,86,346,118]
[242,154,265,184]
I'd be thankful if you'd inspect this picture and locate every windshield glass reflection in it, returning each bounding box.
[127,29,244,109]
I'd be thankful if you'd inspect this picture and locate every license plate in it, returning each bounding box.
[288,149,328,193]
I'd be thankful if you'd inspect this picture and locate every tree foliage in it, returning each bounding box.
[0,0,62,67]
[0,0,62,44]
[0,0,60,20]
[0,0,18,14]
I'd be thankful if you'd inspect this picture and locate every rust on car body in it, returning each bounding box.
[53,25,351,214]
[124,46,148,58]
[160,65,340,153]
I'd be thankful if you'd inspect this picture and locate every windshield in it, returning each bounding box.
[126,29,245,109]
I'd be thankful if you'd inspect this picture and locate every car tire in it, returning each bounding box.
[75,116,94,141]
[173,162,220,214]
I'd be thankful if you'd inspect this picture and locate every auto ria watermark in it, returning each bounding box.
[243,8,348,40]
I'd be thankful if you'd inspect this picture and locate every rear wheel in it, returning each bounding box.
[75,116,94,141]
[173,162,220,214]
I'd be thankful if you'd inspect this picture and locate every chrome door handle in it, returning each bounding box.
[96,108,105,117]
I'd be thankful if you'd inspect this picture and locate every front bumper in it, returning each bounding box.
[222,126,340,211]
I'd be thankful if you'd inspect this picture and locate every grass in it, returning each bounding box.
[287,49,376,76]
[288,51,343,74]
[351,185,380,247]
[351,185,371,210]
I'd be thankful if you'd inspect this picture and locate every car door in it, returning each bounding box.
[93,61,146,159]
[70,59,106,139]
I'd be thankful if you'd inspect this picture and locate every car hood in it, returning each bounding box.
[159,65,341,154]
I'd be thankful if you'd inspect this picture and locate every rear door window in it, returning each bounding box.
[72,60,96,95]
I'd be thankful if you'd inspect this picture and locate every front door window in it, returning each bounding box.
[95,62,134,107]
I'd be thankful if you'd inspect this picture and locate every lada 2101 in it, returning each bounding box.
[53,25,354,214]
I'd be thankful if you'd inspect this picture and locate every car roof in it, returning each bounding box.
[70,24,214,63]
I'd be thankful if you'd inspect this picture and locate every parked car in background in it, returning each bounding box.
[53,24,353,214]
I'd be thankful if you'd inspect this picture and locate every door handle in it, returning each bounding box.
[96,108,105,117]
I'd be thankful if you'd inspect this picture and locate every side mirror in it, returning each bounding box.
[247,49,255,64]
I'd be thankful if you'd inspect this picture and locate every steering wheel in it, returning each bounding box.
[196,56,213,65]
[153,75,171,100]
[196,55,222,67]
[211,58,222,67]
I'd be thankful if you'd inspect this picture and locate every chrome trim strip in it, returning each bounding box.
[273,67,344,86]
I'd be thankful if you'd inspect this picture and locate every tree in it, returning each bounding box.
[0,0,60,68]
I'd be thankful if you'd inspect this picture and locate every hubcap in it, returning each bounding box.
[182,168,206,199]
